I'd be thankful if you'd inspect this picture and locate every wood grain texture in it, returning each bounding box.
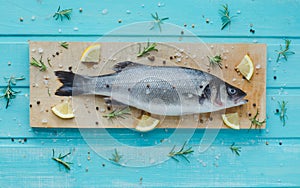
[0,0,299,187]
[29,42,266,129]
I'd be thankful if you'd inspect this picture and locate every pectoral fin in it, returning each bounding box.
[104,97,127,107]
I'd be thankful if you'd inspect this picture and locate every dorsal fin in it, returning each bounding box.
[112,61,144,72]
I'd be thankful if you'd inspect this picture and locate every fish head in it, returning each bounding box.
[198,81,247,111]
[222,82,248,108]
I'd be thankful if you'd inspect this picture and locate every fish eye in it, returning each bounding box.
[227,87,237,95]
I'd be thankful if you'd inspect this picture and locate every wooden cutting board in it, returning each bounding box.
[29,41,266,129]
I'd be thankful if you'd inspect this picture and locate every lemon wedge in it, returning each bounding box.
[51,100,75,119]
[80,44,101,63]
[221,113,240,130]
[135,115,160,132]
[236,54,254,80]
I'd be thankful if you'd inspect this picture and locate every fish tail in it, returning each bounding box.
[54,71,91,96]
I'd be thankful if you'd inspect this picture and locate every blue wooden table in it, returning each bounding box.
[1,0,300,187]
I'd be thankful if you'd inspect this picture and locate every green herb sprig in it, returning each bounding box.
[150,12,169,32]
[219,4,236,30]
[47,57,52,67]
[276,39,295,62]
[168,141,194,163]
[230,143,241,156]
[52,149,73,170]
[137,42,158,57]
[109,149,122,164]
[30,56,47,71]
[208,55,223,69]
[1,76,24,109]
[53,6,72,21]
[275,100,288,126]
[60,41,69,49]
[103,107,131,120]
[249,110,266,130]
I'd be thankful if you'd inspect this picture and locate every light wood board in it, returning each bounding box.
[29,41,266,129]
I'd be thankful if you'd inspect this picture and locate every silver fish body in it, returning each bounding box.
[55,61,247,115]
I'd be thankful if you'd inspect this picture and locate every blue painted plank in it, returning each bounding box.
[0,138,299,187]
[0,43,29,87]
[0,0,299,37]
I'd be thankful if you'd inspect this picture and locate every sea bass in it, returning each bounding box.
[55,61,247,116]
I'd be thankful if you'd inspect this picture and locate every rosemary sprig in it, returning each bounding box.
[150,12,169,32]
[30,56,47,71]
[47,57,52,67]
[219,4,236,30]
[249,110,266,130]
[137,42,158,57]
[109,149,122,164]
[60,41,69,49]
[230,143,241,156]
[275,100,288,126]
[208,55,223,69]
[276,39,295,62]
[53,6,72,21]
[168,141,194,163]
[103,107,131,120]
[1,76,24,109]
[52,149,73,170]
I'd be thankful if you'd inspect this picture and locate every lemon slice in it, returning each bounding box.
[135,115,160,132]
[221,113,240,130]
[80,44,101,63]
[51,100,75,119]
[236,54,254,80]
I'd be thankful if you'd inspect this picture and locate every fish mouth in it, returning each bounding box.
[234,98,248,105]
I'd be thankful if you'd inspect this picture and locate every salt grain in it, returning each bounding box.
[38,48,43,54]
[176,57,181,62]
[102,9,108,15]
[41,119,48,124]
[146,88,151,95]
